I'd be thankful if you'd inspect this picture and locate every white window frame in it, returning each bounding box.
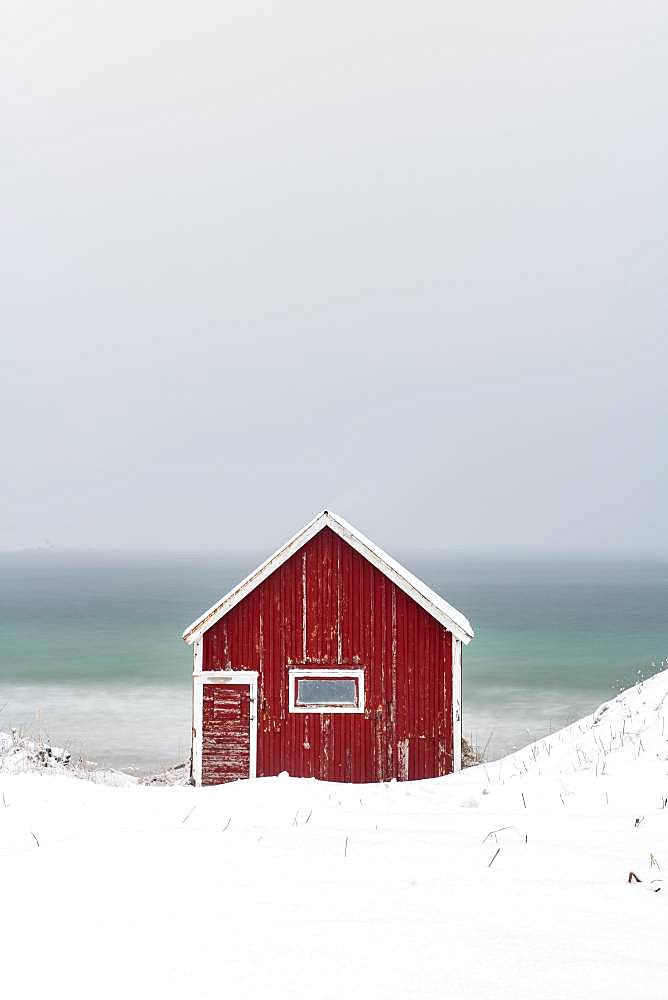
[288,667,365,714]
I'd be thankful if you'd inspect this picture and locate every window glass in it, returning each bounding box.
[296,678,357,706]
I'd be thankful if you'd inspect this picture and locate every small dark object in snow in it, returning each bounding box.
[628,871,641,883]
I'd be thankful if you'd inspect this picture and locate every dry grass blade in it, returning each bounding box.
[481,825,523,845]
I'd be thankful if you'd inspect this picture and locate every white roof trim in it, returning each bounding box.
[182,510,474,645]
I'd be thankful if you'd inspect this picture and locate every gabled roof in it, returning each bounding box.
[182,510,474,645]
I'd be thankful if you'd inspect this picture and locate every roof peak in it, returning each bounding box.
[182,510,474,645]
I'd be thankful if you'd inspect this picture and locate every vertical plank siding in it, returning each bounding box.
[202,527,455,782]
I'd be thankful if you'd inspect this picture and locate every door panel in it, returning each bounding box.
[202,683,251,785]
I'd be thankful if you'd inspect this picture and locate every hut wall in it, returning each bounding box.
[202,527,454,782]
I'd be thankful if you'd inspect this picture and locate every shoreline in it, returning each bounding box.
[3,670,666,785]
[3,673,653,774]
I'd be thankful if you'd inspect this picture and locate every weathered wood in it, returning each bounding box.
[201,684,251,785]
[191,517,471,785]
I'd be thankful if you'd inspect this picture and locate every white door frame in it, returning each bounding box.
[192,652,258,786]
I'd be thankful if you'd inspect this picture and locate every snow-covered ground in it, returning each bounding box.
[1,672,667,1000]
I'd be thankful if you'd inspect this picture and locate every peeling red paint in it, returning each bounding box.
[201,527,456,784]
[201,684,250,785]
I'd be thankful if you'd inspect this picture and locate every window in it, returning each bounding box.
[288,668,364,714]
[297,678,357,706]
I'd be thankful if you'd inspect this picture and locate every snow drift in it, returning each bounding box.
[1,671,667,999]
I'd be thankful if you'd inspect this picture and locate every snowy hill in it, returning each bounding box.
[1,671,667,1000]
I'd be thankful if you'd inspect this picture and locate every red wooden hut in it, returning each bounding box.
[182,510,474,785]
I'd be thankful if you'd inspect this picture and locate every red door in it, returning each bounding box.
[201,684,251,785]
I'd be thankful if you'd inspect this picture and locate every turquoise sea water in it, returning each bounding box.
[1,552,667,772]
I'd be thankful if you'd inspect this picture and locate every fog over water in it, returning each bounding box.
[2,2,668,555]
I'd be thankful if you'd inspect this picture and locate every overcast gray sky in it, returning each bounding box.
[2,2,667,553]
